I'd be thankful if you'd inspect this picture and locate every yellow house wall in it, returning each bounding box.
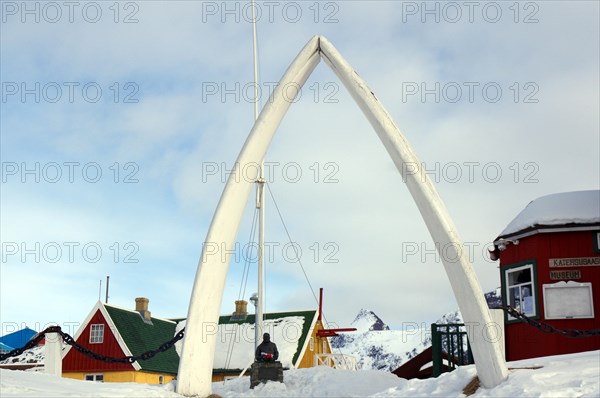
[298,320,331,368]
[63,320,330,384]
[212,370,250,383]
[62,371,176,384]
[133,371,176,384]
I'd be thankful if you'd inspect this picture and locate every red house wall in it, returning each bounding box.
[62,309,134,372]
[499,230,600,361]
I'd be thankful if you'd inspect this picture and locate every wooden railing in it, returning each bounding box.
[314,354,359,370]
[431,323,474,377]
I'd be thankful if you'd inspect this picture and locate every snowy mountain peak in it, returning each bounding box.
[351,309,390,332]
[435,309,463,325]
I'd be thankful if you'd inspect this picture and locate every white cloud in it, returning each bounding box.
[1,1,598,334]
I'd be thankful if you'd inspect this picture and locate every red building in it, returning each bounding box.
[62,298,179,384]
[490,190,600,361]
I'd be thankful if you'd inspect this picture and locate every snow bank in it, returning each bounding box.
[0,370,181,397]
[0,345,44,366]
[214,366,405,397]
[1,350,598,397]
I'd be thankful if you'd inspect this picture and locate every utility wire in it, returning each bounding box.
[238,207,259,301]
[265,182,353,368]
[265,182,319,305]
[227,207,260,369]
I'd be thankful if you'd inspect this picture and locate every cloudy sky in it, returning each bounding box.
[1,1,598,337]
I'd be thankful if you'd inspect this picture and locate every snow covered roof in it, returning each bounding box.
[174,310,317,371]
[495,190,600,241]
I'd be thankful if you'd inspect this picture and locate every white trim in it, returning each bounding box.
[62,300,102,359]
[542,281,595,319]
[504,263,537,319]
[89,324,104,344]
[62,301,141,371]
[84,373,104,382]
[293,310,318,368]
[495,225,600,245]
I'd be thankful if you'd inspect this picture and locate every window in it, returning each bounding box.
[503,262,538,321]
[158,375,164,385]
[309,337,314,351]
[594,232,600,254]
[85,374,104,382]
[322,340,328,354]
[89,324,104,344]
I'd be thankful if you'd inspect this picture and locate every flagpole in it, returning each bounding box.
[251,0,265,351]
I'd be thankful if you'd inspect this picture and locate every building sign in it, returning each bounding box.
[543,281,594,320]
[549,270,582,280]
[549,257,600,268]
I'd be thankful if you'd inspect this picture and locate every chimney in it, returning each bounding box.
[135,297,151,321]
[231,300,248,320]
[235,300,248,315]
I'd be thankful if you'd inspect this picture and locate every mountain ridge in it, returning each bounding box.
[330,290,500,371]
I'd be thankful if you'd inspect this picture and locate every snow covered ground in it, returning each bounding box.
[1,350,598,397]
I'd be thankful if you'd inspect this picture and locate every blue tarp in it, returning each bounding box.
[0,342,14,353]
[0,327,37,349]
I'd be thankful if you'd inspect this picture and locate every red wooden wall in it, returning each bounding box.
[63,309,134,372]
[499,230,600,361]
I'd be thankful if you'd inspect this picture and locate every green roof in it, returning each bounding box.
[105,305,180,375]
[105,306,317,374]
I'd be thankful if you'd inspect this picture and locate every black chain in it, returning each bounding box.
[498,306,600,338]
[6,308,596,363]
[0,326,185,363]
[0,326,58,361]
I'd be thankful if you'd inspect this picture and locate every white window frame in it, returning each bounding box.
[89,324,104,344]
[504,262,537,321]
[309,337,314,351]
[322,340,328,353]
[85,373,104,382]
[543,281,595,320]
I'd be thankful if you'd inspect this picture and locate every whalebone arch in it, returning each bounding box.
[176,35,508,397]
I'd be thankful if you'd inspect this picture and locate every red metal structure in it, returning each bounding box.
[490,191,600,361]
[316,288,356,337]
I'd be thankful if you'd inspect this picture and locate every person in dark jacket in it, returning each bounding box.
[255,333,279,362]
